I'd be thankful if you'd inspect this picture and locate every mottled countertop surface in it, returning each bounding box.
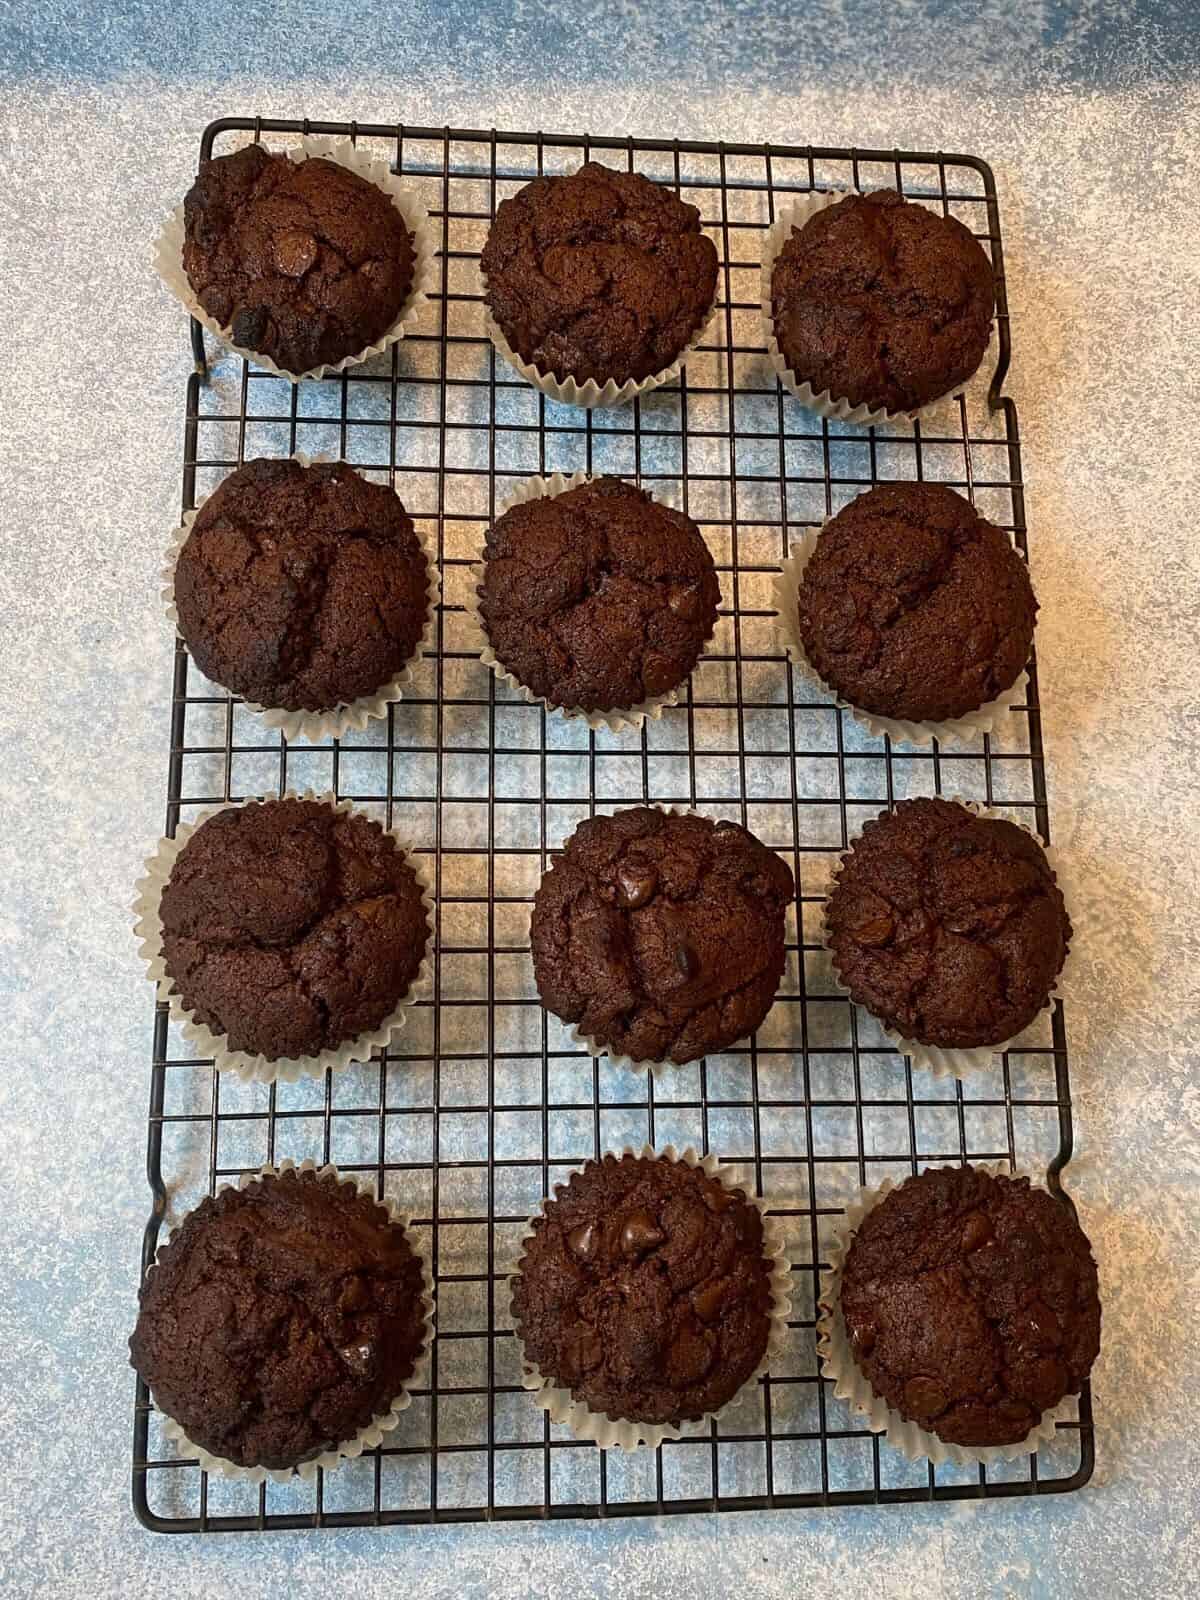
[2,2,1198,1596]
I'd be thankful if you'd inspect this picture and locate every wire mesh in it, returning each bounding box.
[131,118,1093,1532]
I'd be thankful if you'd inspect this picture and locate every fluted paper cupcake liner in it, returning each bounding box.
[154,134,439,382]
[823,797,1077,1080]
[816,1163,1080,1468]
[759,191,996,426]
[773,528,1030,747]
[163,453,440,743]
[481,275,718,410]
[148,1158,435,1484]
[466,474,716,734]
[132,790,434,1084]
[510,1144,794,1450]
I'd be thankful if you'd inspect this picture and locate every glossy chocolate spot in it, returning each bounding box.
[674,942,700,980]
[854,912,895,947]
[567,1222,598,1262]
[620,1209,666,1258]
[274,229,319,278]
[616,858,657,909]
[691,1279,728,1324]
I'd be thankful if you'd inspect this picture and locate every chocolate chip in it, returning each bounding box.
[961,1211,993,1253]
[231,304,269,348]
[853,912,895,947]
[620,1209,666,1257]
[691,1279,728,1324]
[616,859,657,909]
[273,228,319,278]
[674,943,699,979]
[849,1319,876,1356]
[567,1222,598,1262]
[338,1341,377,1378]
[902,1376,948,1418]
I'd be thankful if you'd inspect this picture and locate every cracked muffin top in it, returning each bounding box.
[480,161,718,386]
[839,1166,1100,1448]
[174,458,429,714]
[182,143,415,373]
[530,807,794,1065]
[512,1153,774,1426]
[770,189,994,413]
[826,797,1070,1049]
[129,1168,427,1469]
[158,798,429,1061]
[476,476,720,714]
[795,481,1037,724]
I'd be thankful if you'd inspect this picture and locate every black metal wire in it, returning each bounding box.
[132,119,1093,1533]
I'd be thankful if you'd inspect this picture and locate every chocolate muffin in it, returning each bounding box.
[129,1168,428,1469]
[839,1166,1100,1448]
[477,477,720,714]
[175,458,429,715]
[795,482,1036,723]
[531,807,794,1065]
[512,1154,774,1427]
[770,189,994,413]
[826,798,1069,1050]
[157,798,429,1061]
[182,143,415,373]
[481,161,718,386]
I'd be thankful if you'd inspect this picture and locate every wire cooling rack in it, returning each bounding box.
[132,117,1093,1532]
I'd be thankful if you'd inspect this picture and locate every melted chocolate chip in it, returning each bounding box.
[616,859,657,909]
[620,1209,666,1258]
[567,1222,598,1262]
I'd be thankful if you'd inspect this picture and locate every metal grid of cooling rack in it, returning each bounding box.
[131,117,1093,1533]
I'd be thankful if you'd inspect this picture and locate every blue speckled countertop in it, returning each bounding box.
[2,3,1198,1596]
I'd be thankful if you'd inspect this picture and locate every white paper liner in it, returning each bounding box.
[162,453,440,743]
[823,797,1077,1080]
[466,473,715,734]
[481,274,717,410]
[773,527,1030,747]
[154,134,439,382]
[510,1144,794,1450]
[816,1163,1081,1468]
[760,190,996,425]
[148,1158,435,1483]
[132,790,434,1084]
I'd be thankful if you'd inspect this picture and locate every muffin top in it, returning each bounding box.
[826,798,1070,1050]
[480,161,718,385]
[158,798,428,1061]
[512,1154,773,1426]
[476,477,720,713]
[531,807,794,1065]
[771,189,994,413]
[129,1169,427,1469]
[175,458,429,714]
[839,1166,1100,1448]
[795,482,1036,723]
[182,143,414,373]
